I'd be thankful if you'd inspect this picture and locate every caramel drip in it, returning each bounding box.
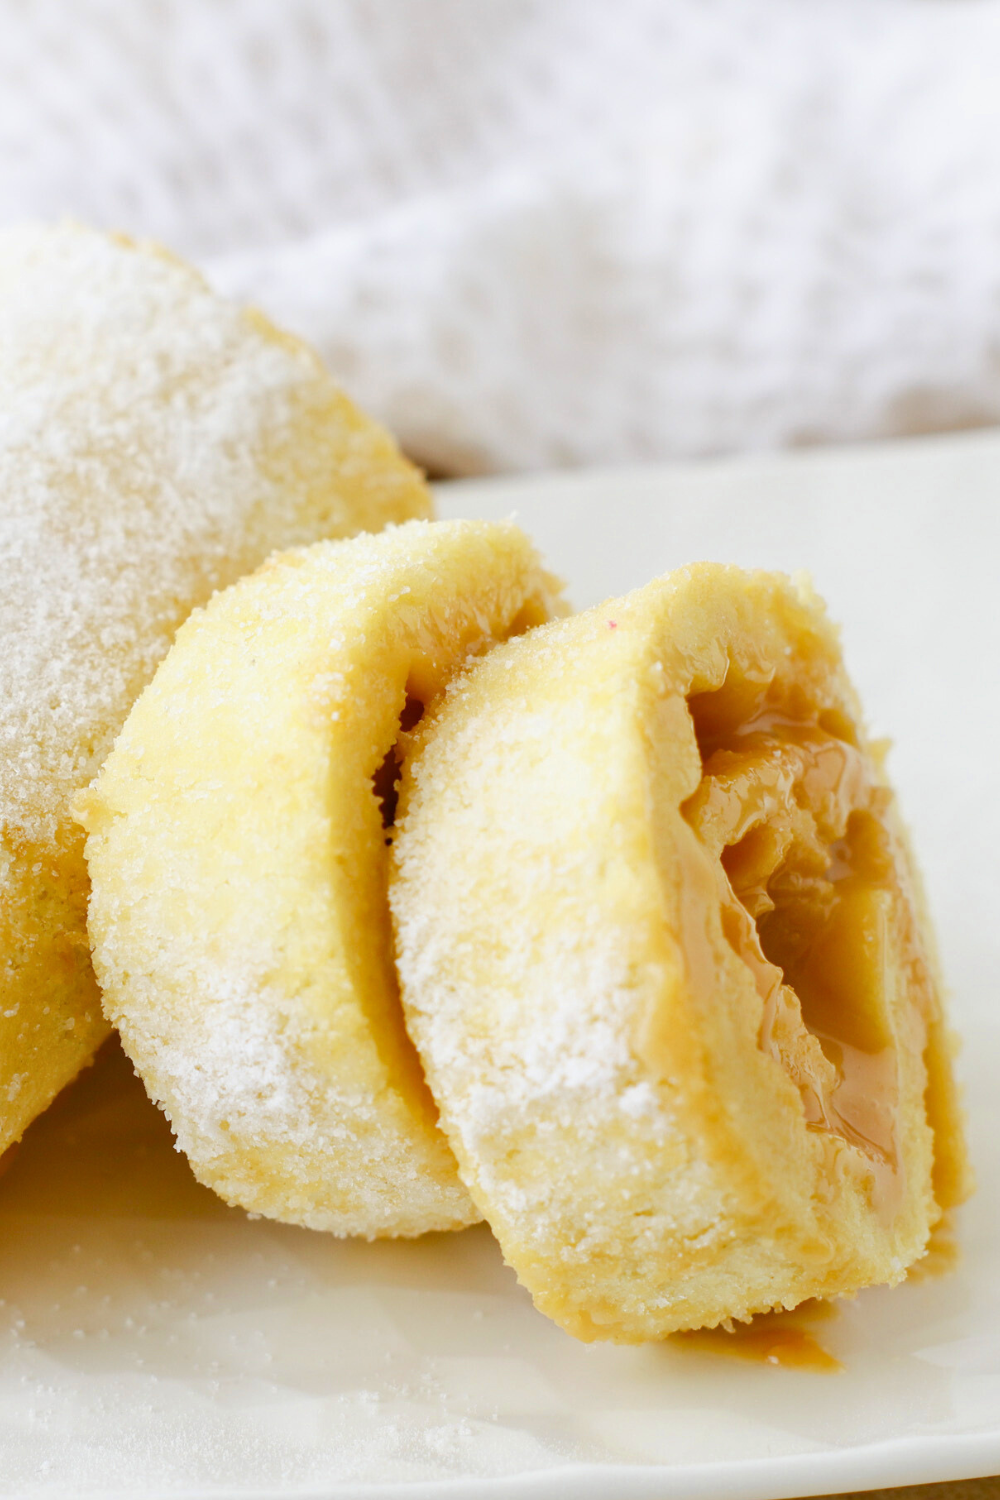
[907,1211,960,1282]
[683,689,905,1204]
[674,1299,842,1372]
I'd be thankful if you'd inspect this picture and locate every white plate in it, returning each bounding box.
[3,432,998,1499]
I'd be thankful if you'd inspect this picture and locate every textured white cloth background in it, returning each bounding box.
[4,0,1000,474]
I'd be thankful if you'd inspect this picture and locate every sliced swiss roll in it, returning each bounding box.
[390,563,971,1340]
[76,520,564,1237]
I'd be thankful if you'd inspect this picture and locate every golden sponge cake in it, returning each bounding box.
[0,222,431,1156]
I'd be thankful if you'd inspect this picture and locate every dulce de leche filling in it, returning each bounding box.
[681,672,911,1206]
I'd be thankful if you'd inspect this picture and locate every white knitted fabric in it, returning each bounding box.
[3,0,1000,473]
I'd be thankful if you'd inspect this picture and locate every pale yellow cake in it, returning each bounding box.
[76,519,564,1236]
[390,564,971,1339]
[0,222,431,1158]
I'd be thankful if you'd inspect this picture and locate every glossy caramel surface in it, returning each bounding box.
[674,1299,842,1372]
[682,679,913,1207]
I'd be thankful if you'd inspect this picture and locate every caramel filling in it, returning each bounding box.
[682,675,904,1196]
[373,692,425,839]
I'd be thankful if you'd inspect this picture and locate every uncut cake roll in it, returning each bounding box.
[0,221,430,1157]
[390,563,972,1341]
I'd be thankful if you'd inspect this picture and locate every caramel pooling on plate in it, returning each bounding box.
[390,563,971,1341]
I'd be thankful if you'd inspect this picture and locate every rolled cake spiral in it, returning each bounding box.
[76,519,563,1236]
[391,563,971,1339]
[0,222,430,1156]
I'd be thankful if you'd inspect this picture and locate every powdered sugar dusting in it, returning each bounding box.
[396,880,694,1256]
[114,949,473,1238]
[0,221,426,849]
[80,520,556,1238]
[390,612,732,1300]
